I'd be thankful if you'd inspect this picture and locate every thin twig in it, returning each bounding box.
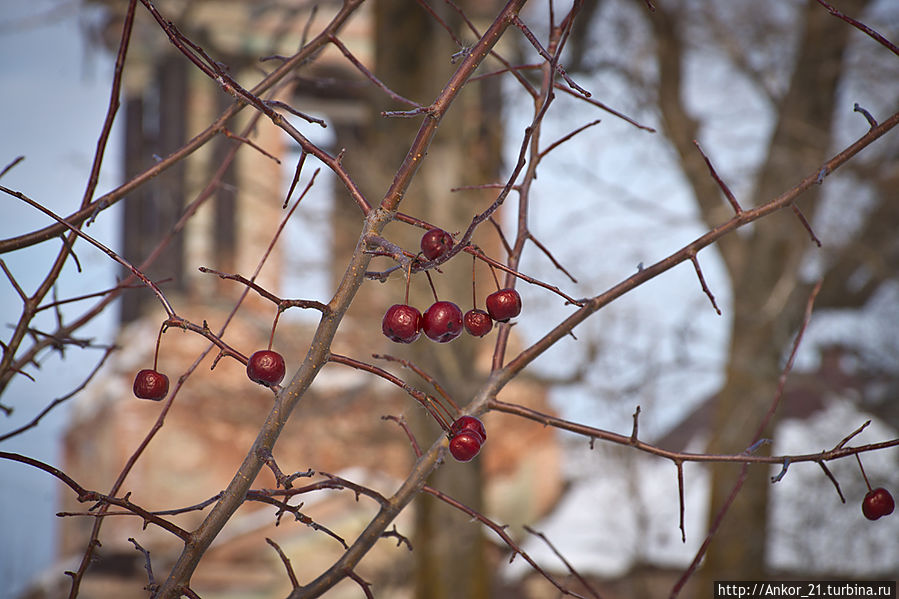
[815,0,899,57]
[818,461,846,503]
[694,139,742,214]
[264,99,327,127]
[129,538,157,592]
[690,254,721,315]
[0,346,116,442]
[328,353,452,431]
[676,460,686,543]
[222,128,282,163]
[2,185,176,317]
[524,526,603,599]
[511,15,591,98]
[328,34,421,108]
[267,538,300,589]
[372,354,461,414]
[382,415,423,457]
[539,119,601,159]
[423,486,588,598]
[0,155,25,179]
[834,420,871,450]
[791,204,822,247]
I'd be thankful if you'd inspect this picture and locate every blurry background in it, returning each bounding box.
[1,1,898,598]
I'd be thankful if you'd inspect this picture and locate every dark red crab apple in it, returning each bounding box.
[133,369,169,401]
[422,301,463,343]
[247,350,286,387]
[486,288,522,322]
[420,228,454,261]
[862,487,895,520]
[463,309,493,337]
[451,415,487,442]
[449,430,484,462]
[382,304,422,343]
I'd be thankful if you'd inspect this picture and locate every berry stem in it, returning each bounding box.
[152,323,166,371]
[855,453,873,491]
[372,354,461,415]
[424,396,452,431]
[488,262,501,291]
[425,271,440,303]
[268,308,282,351]
[471,254,478,309]
[404,259,413,305]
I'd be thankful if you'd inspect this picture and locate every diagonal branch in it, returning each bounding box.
[153,3,527,596]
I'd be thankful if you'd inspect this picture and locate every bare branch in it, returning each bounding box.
[817,461,847,504]
[694,139,742,215]
[422,486,588,598]
[267,538,300,589]
[524,526,603,599]
[690,254,722,315]
[815,0,899,57]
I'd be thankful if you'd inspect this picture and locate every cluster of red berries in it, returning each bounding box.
[448,415,487,462]
[131,227,497,465]
[382,227,522,344]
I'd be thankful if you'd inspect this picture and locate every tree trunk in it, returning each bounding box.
[649,0,868,582]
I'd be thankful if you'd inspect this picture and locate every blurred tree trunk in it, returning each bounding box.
[330,1,504,597]
[648,0,869,583]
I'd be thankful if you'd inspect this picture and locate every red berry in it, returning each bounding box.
[420,228,454,261]
[382,304,422,343]
[486,288,522,322]
[449,430,484,462]
[862,487,895,520]
[422,301,463,343]
[451,415,487,441]
[133,369,169,401]
[463,309,493,337]
[247,350,286,387]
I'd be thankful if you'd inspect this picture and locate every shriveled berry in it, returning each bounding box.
[449,430,484,462]
[420,228,454,261]
[463,309,493,337]
[486,288,522,322]
[862,487,895,520]
[382,304,422,343]
[422,301,463,343]
[247,350,286,387]
[451,415,487,442]
[133,369,169,401]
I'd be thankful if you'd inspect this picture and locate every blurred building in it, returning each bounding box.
[32,2,565,597]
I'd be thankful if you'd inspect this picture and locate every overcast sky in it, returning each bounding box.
[0,2,119,596]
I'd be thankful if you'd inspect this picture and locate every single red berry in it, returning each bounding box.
[133,369,169,401]
[449,430,484,462]
[464,309,493,337]
[422,301,463,343]
[382,304,422,343]
[247,350,286,387]
[451,415,487,442]
[862,487,895,520]
[486,288,522,322]
[420,228,454,261]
